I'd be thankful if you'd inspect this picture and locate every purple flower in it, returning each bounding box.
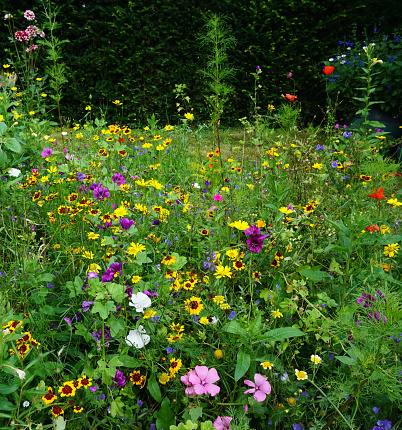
[256,65,261,71]
[90,385,98,393]
[373,419,392,430]
[244,225,261,236]
[93,186,110,200]
[357,294,375,308]
[112,173,125,186]
[125,286,133,298]
[41,148,53,158]
[331,160,338,168]
[77,171,86,182]
[280,372,289,381]
[228,311,236,320]
[88,271,98,279]
[369,312,386,323]
[102,269,115,282]
[119,218,134,230]
[112,369,126,387]
[246,234,265,252]
[373,407,379,414]
[82,301,94,312]
[64,318,72,326]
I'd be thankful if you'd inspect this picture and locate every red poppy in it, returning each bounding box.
[285,94,297,102]
[367,188,386,200]
[323,66,335,75]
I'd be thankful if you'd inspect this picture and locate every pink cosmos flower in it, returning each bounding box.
[213,194,223,201]
[213,416,232,430]
[186,365,220,396]
[244,373,271,402]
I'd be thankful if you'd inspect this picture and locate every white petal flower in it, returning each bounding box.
[16,369,26,380]
[128,292,152,313]
[125,325,150,349]
[8,168,21,177]
[192,182,200,188]
[23,401,30,407]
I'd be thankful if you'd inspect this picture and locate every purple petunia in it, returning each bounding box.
[93,186,110,201]
[112,173,125,186]
[119,218,134,230]
[82,301,94,312]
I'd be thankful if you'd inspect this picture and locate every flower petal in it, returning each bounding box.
[254,390,267,402]
[206,383,220,396]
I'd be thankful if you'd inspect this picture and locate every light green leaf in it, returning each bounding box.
[259,327,305,343]
[235,347,250,381]
[5,138,22,153]
[148,372,162,402]
[298,269,327,282]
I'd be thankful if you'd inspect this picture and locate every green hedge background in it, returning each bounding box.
[1,0,402,126]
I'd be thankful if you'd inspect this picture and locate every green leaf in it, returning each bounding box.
[324,244,349,254]
[148,372,162,402]
[108,283,125,303]
[92,301,116,319]
[260,327,305,343]
[225,320,248,338]
[156,397,176,430]
[235,347,251,381]
[367,120,386,128]
[0,384,19,394]
[298,269,327,282]
[5,138,22,153]
[0,148,8,166]
[0,122,7,134]
[335,355,356,365]
[109,318,125,336]
[326,218,350,235]
[0,399,15,411]
[118,355,145,368]
[110,397,125,418]
[168,252,187,271]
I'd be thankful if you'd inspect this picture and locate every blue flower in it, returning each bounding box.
[331,160,338,168]
[228,311,236,320]
[373,407,379,414]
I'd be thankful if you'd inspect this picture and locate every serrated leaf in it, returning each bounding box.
[110,397,125,418]
[235,347,251,381]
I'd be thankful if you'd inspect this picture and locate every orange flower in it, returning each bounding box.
[323,66,334,75]
[367,188,386,200]
[284,94,297,102]
[365,224,380,233]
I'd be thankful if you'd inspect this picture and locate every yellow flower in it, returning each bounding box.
[36,77,42,81]
[380,225,391,234]
[87,264,101,273]
[279,207,293,214]
[383,243,399,258]
[225,249,239,260]
[214,265,232,279]
[169,357,182,376]
[184,112,194,120]
[184,296,203,315]
[3,64,10,68]
[41,93,47,97]
[76,133,83,139]
[387,198,402,207]
[214,349,224,359]
[0,115,3,122]
[85,105,91,111]
[112,100,123,105]
[165,124,174,131]
[311,354,321,364]
[256,220,266,228]
[261,361,273,370]
[87,232,100,240]
[229,220,250,230]
[143,310,157,319]
[131,276,142,283]
[199,316,209,325]
[159,373,170,385]
[312,163,323,170]
[128,242,146,257]
[295,369,308,380]
[29,111,35,115]
[213,295,225,304]
[11,87,17,91]
[161,255,176,265]
[82,251,94,259]
[113,206,128,218]
[272,309,283,319]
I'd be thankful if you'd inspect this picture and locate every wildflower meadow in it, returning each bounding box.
[0,5,401,430]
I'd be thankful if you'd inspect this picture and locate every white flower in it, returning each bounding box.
[8,168,21,177]
[328,58,334,62]
[311,354,322,364]
[192,182,200,188]
[125,325,150,348]
[128,292,152,313]
[16,369,26,380]
[61,131,68,136]
[23,401,30,407]
[210,316,219,325]
[32,133,37,137]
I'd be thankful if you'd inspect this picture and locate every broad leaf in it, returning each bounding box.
[235,347,251,381]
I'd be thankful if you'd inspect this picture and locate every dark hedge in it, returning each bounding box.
[1,0,401,126]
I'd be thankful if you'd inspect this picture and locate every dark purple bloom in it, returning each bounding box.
[151,219,160,226]
[93,186,110,200]
[112,369,126,387]
[369,312,386,323]
[374,419,392,430]
[41,148,53,158]
[82,301,94,312]
[102,269,115,282]
[246,234,265,252]
[125,286,133,298]
[244,225,261,236]
[112,173,125,186]
[119,218,134,230]
[90,182,101,191]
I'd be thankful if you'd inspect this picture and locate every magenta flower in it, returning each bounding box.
[186,366,220,396]
[213,416,232,430]
[246,234,265,252]
[41,148,53,158]
[213,194,223,201]
[244,373,271,402]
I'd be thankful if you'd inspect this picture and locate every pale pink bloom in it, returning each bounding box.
[188,366,220,396]
[24,10,35,21]
[287,72,292,78]
[213,416,232,430]
[181,371,196,396]
[4,14,11,20]
[244,373,271,402]
[213,194,223,201]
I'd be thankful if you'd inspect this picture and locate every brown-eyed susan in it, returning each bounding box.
[161,255,176,265]
[274,251,284,260]
[51,405,64,417]
[184,296,203,315]
[77,375,92,389]
[201,229,209,236]
[271,259,280,268]
[169,358,182,376]
[233,260,245,271]
[130,371,145,386]
[32,190,41,201]
[74,406,83,413]
[98,149,109,157]
[303,204,315,213]
[17,343,30,358]
[42,387,57,405]
[252,271,262,280]
[167,332,184,343]
[58,382,76,397]
[183,280,195,290]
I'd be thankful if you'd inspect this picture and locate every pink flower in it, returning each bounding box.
[181,371,196,396]
[287,72,292,78]
[213,194,223,201]
[213,416,232,430]
[41,148,53,158]
[15,30,30,42]
[187,365,220,396]
[244,373,271,402]
[4,14,11,20]
[24,10,35,21]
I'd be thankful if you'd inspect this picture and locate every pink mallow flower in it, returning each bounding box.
[184,365,220,396]
[244,373,271,402]
[213,416,232,430]
[213,194,223,201]
[41,148,53,158]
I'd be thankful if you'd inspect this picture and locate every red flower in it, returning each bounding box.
[284,94,297,102]
[390,172,401,176]
[323,66,335,75]
[367,188,386,200]
[365,224,380,233]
